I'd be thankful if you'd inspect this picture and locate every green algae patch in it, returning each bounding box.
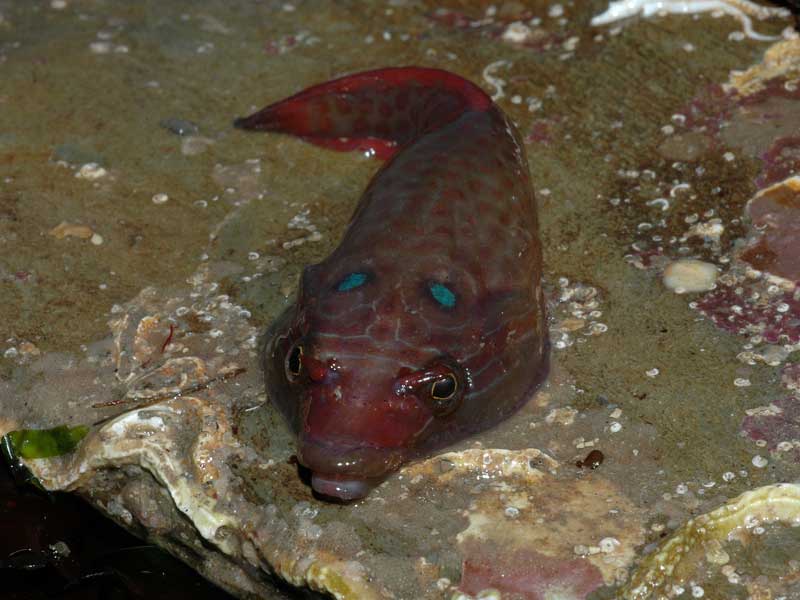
[2,425,88,459]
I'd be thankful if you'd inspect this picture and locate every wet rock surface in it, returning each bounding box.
[1,1,800,599]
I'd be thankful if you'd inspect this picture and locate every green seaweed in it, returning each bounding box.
[2,424,88,459]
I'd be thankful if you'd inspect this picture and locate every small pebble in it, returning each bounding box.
[663,259,718,293]
[90,233,103,245]
[19,342,40,356]
[576,449,604,469]
[152,193,169,204]
[49,222,93,240]
[75,162,107,180]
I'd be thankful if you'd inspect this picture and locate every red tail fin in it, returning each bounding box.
[234,67,491,160]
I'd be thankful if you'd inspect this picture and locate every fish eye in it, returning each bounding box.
[431,374,457,400]
[394,359,465,417]
[429,372,460,416]
[286,344,303,379]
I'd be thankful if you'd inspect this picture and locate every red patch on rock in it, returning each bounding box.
[757,135,800,189]
[459,543,605,599]
[525,120,554,145]
[783,363,800,393]
[695,279,800,344]
[741,395,800,462]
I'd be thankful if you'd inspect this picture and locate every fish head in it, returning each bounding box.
[263,261,472,501]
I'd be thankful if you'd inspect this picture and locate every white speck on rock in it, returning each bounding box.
[599,537,620,553]
[501,21,534,44]
[686,221,724,242]
[90,41,112,54]
[482,60,511,101]
[75,162,107,180]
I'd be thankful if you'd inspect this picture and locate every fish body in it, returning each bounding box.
[235,67,548,500]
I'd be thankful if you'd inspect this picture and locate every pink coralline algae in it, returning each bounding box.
[695,177,800,345]
[732,77,800,190]
[784,362,800,393]
[679,83,736,140]
[664,77,800,191]
[695,277,800,345]
[741,395,800,462]
[459,544,605,600]
[722,77,800,181]
[756,134,800,189]
[525,119,556,145]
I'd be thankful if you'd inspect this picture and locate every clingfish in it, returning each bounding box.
[235,67,548,501]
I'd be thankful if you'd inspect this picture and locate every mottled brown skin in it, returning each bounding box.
[235,67,548,500]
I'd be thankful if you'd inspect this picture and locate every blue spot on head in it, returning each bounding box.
[429,282,456,308]
[336,272,368,292]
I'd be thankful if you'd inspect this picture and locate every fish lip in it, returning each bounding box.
[297,434,407,480]
[309,472,375,502]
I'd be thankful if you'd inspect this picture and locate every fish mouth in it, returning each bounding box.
[297,435,407,501]
[309,473,374,501]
